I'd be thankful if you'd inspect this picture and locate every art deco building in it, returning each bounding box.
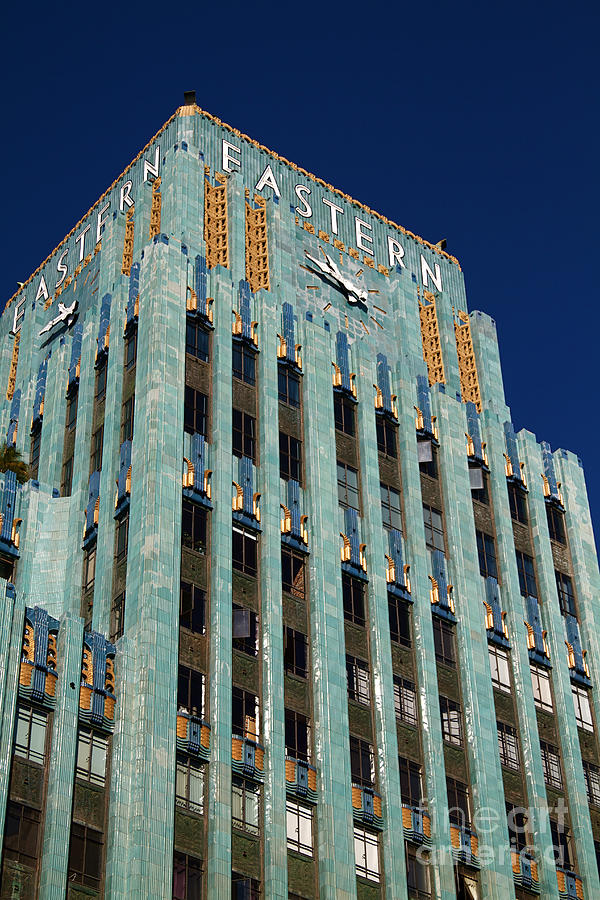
[0,92,599,900]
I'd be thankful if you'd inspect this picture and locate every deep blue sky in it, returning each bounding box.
[2,6,599,534]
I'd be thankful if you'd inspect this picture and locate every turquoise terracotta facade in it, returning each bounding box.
[0,100,598,900]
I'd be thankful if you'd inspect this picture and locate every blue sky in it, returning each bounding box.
[2,4,599,532]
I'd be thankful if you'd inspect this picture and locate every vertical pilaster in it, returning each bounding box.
[0,582,23,845]
[38,612,83,899]
[303,328,357,900]
[356,352,408,900]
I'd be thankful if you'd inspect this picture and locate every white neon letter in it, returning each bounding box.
[222,140,241,173]
[120,180,134,211]
[355,217,374,255]
[322,198,344,235]
[294,184,312,218]
[35,275,49,302]
[96,202,110,243]
[387,236,406,268]
[75,224,91,262]
[143,146,160,182]
[56,249,68,288]
[255,164,281,198]
[421,255,443,291]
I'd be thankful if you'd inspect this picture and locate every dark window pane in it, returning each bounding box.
[343,574,365,626]
[185,387,208,438]
[282,549,305,598]
[186,321,210,361]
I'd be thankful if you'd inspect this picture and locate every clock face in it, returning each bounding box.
[299,242,388,338]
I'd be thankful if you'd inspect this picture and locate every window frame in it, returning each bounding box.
[439,695,463,747]
[231,776,260,835]
[375,414,397,458]
[406,843,431,898]
[176,754,205,815]
[380,482,402,531]
[232,340,256,386]
[278,364,301,408]
[232,686,259,739]
[61,455,74,497]
[68,822,103,890]
[14,704,48,765]
[173,850,203,900]
[75,728,108,786]
[232,408,256,461]
[334,393,356,436]
[346,655,371,706]
[446,776,471,828]
[433,617,456,667]
[399,757,423,808]
[3,801,41,867]
[476,529,498,579]
[186,319,210,362]
[115,512,129,562]
[124,328,137,370]
[179,582,206,635]
[110,592,125,644]
[283,627,308,679]
[540,740,563,789]
[337,461,360,512]
[546,502,566,544]
[285,708,310,762]
[393,676,418,726]
[232,525,258,577]
[95,359,107,402]
[531,664,553,712]
[354,826,380,883]
[555,570,576,617]
[349,736,375,788]
[388,594,411,647]
[66,388,78,431]
[83,545,96,591]
[584,760,600,806]
[182,500,207,554]
[232,604,259,657]
[177,665,205,719]
[286,799,313,857]
[281,547,305,599]
[489,645,511,693]
[497,721,520,770]
[343,573,366,627]
[279,431,302,483]
[515,550,537,598]
[508,481,528,524]
[422,503,445,553]
[184,386,209,439]
[572,685,594,731]
[90,425,104,472]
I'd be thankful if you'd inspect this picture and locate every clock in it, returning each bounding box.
[300,245,388,336]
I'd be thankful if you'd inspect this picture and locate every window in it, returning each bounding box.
[376,415,397,457]
[556,571,576,617]
[550,818,572,869]
[440,696,463,746]
[508,482,528,524]
[583,760,600,806]
[531,664,553,712]
[176,755,204,814]
[110,592,125,643]
[446,777,470,828]
[83,545,96,591]
[506,802,528,852]
[418,441,437,478]
[422,504,444,552]
[185,387,208,438]
[342,573,365,626]
[546,503,566,544]
[354,826,380,882]
[232,687,258,738]
[285,709,310,762]
[540,740,563,789]
[232,409,256,460]
[279,432,302,482]
[334,394,355,436]
[178,665,205,718]
[393,676,417,726]
[350,736,375,787]
[433,618,455,667]
[68,823,103,889]
[337,461,360,511]
[406,844,431,898]
[283,628,307,678]
[115,512,129,562]
[471,469,489,505]
[124,329,137,370]
[95,359,107,402]
[121,395,135,442]
[186,319,210,362]
[66,389,78,431]
[515,550,537,598]
[30,428,41,476]
[173,851,202,900]
[182,501,207,554]
[399,757,422,807]
[232,605,258,656]
[180,582,206,634]
[380,483,402,531]
[388,595,411,646]
[232,777,260,834]
[489,646,511,692]
[232,526,257,576]
[91,426,104,472]
[346,655,371,705]
[14,705,47,764]
[281,548,305,599]
[61,455,74,497]
[233,342,256,385]
[3,802,40,868]
[278,365,300,408]
[286,800,313,856]
[497,722,519,770]
[573,685,594,731]
[476,530,498,579]
[76,729,108,785]
[231,873,260,899]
